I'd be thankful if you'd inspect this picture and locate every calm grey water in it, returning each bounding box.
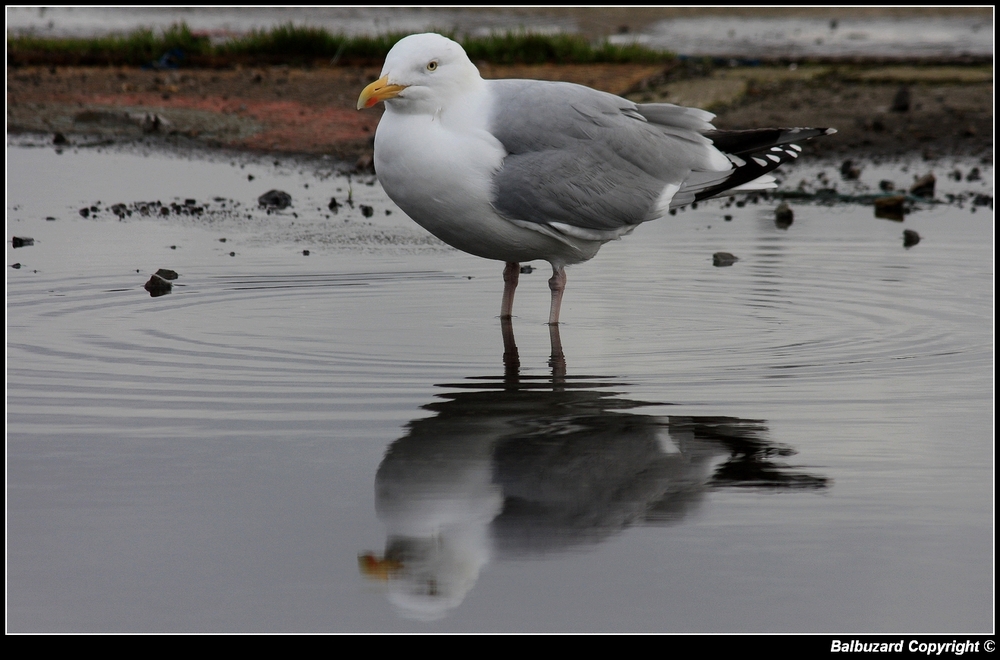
[6,142,993,632]
[6,6,993,59]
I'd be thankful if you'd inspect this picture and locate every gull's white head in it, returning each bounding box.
[357,33,482,111]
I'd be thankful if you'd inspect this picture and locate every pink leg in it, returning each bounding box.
[548,323,566,381]
[547,265,567,326]
[501,261,519,319]
[501,316,520,379]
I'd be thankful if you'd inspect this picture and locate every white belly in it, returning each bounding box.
[374,110,600,266]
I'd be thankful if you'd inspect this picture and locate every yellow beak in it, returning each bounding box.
[357,76,407,110]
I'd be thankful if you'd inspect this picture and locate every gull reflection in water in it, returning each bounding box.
[360,320,828,620]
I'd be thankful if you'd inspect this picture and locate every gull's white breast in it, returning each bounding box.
[374,86,602,265]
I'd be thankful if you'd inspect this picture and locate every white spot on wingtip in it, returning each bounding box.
[753,157,768,167]
[790,144,802,152]
[766,154,781,163]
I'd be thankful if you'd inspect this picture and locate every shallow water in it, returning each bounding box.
[6,142,993,632]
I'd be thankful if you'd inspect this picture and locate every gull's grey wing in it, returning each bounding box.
[487,80,730,233]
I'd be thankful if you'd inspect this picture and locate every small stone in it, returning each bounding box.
[144,273,172,296]
[52,132,67,145]
[874,195,907,221]
[360,204,374,217]
[713,252,739,267]
[258,189,291,210]
[891,85,911,112]
[155,268,179,280]
[909,173,936,199]
[878,180,895,192]
[840,160,861,180]
[519,265,534,274]
[79,207,90,218]
[903,230,921,248]
[12,236,34,248]
[774,202,793,228]
[302,250,310,256]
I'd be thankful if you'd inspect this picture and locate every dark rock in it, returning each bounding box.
[879,180,896,192]
[713,252,739,267]
[79,207,90,218]
[155,268,179,280]
[45,216,56,221]
[724,215,732,221]
[184,198,196,206]
[12,236,34,248]
[11,263,21,269]
[360,204,374,217]
[966,167,981,182]
[141,113,162,133]
[909,173,936,198]
[144,273,172,296]
[774,202,793,228]
[258,189,291,210]
[874,195,907,221]
[111,203,127,219]
[328,197,340,213]
[890,85,911,112]
[972,194,992,208]
[52,132,67,145]
[519,265,534,274]
[840,159,861,180]
[903,230,921,248]
[303,250,310,256]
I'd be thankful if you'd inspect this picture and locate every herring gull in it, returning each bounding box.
[358,33,834,324]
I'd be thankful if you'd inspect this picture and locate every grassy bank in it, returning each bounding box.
[7,22,672,67]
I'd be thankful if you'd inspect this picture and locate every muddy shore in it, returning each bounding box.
[7,61,993,164]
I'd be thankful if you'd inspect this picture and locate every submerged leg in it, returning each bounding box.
[547,265,567,326]
[501,316,520,381]
[501,261,519,319]
[548,322,566,382]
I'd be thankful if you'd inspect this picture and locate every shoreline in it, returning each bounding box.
[7,61,993,164]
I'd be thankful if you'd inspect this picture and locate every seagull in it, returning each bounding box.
[358,33,834,324]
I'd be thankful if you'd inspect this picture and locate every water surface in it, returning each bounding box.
[6,142,993,632]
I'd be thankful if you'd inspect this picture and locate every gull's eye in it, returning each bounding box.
[426,60,438,71]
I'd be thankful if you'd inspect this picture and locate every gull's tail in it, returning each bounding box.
[687,127,837,203]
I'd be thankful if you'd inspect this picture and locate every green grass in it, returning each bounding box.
[7,22,672,67]
[8,23,210,66]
